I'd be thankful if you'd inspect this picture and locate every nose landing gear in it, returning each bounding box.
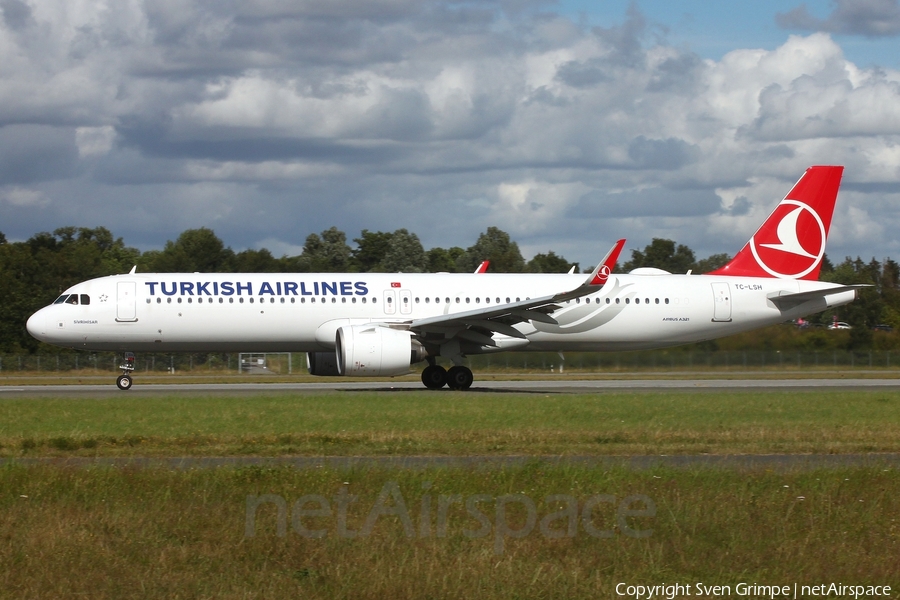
[116,352,135,390]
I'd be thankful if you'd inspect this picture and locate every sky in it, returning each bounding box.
[2,0,900,269]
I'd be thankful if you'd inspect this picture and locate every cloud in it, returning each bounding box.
[1,186,47,207]
[0,125,80,184]
[76,126,116,157]
[0,0,33,30]
[0,1,899,267]
[777,0,900,37]
[572,187,722,219]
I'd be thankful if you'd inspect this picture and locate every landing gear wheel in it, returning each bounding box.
[421,365,447,389]
[446,366,474,390]
[116,374,133,391]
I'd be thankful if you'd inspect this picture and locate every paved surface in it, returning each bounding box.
[2,378,900,396]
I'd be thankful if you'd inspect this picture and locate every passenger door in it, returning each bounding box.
[116,281,138,322]
[711,282,732,322]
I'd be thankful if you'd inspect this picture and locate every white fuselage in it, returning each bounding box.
[26,271,855,354]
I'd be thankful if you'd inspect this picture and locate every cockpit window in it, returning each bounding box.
[53,293,90,305]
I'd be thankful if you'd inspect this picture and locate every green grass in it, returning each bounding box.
[2,389,898,597]
[2,390,900,457]
[1,464,897,599]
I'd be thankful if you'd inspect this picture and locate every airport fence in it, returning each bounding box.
[2,349,900,375]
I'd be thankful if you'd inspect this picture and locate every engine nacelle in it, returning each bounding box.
[307,351,341,376]
[336,324,426,377]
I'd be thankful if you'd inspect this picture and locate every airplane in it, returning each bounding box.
[26,165,863,391]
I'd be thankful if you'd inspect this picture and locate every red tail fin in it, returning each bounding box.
[708,166,843,280]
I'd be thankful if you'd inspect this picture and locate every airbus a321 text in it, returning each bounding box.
[27,166,863,390]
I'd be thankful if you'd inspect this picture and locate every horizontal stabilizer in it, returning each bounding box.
[767,284,868,309]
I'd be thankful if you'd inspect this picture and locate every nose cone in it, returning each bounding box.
[26,309,47,342]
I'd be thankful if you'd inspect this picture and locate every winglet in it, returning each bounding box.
[474,261,490,274]
[587,239,626,286]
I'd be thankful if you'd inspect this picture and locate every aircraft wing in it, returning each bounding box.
[767,284,869,309]
[408,239,625,346]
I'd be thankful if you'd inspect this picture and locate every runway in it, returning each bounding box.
[2,377,900,396]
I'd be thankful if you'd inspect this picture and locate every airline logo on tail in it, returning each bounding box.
[708,166,843,281]
[750,200,826,279]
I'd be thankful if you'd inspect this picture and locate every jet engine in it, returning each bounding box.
[307,350,341,376]
[336,324,427,376]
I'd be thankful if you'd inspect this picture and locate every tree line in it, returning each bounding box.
[1,225,897,352]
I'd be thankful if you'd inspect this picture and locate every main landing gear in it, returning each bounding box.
[116,352,135,390]
[421,362,474,390]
